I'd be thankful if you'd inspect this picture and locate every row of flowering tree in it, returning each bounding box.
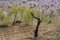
[0,4,53,27]
[0,4,57,39]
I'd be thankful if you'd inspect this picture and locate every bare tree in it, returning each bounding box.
[31,12,42,40]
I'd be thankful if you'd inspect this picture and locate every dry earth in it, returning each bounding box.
[0,16,60,40]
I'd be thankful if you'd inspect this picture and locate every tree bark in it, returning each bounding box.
[31,13,42,39]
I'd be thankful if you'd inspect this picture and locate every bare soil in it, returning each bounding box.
[0,16,60,40]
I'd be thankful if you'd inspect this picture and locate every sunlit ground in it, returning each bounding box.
[0,15,60,40]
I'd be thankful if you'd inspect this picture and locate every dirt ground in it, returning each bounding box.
[0,16,60,40]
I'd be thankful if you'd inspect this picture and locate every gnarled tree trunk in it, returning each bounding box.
[31,12,42,40]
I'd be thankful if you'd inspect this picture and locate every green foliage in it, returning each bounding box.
[23,8,40,24]
[15,6,24,21]
[40,12,51,24]
[40,12,46,22]
[15,6,24,12]
[7,6,24,23]
[7,9,16,23]
[31,8,40,18]
[53,36,60,40]
[0,10,3,21]
[22,7,51,24]
[0,10,3,14]
[23,8,33,24]
[45,17,51,24]
[0,4,52,26]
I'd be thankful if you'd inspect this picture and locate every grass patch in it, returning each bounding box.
[53,36,60,40]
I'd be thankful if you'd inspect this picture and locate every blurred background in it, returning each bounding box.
[0,0,60,40]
